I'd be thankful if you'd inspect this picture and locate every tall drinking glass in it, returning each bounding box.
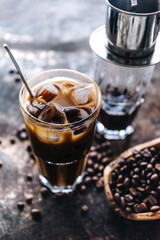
[19,69,101,193]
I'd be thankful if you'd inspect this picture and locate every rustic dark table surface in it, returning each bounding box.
[1,1,160,239]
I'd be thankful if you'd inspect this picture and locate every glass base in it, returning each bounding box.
[96,121,134,140]
[39,174,84,194]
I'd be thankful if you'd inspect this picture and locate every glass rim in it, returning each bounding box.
[19,68,102,128]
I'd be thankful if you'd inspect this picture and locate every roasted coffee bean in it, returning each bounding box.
[120,196,126,209]
[81,205,88,213]
[25,193,33,204]
[155,163,160,171]
[14,77,21,83]
[9,136,16,144]
[26,145,32,153]
[132,174,140,181]
[18,131,28,141]
[139,202,147,212]
[17,201,25,210]
[150,205,160,212]
[93,163,99,171]
[125,207,132,213]
[151,157,156,164]
[118,174,123,182]
[30,153,35,161]
[26,173,33,181]
[89,151,97,159]
[134,154,142,160]
[98,165,104,172]
[9,69,16,74]
[114,192,120,203]
[120,165,128,173]
[40,187,49,197]
[90,145,96,151]
[87,159,94,166]
[129,187,138,196]
[96,178,104,190]
[31,208,41,220]
[147,164,153,170]
[92,176,98,182]
[124,194,134,202]
[84,176,92,183]
[136,186,145,192]
[123,177,130,188]
[146,172,152,179]
[134,204,141,213]
[102,157,110,164]
[0,161,3,168]
[157,186,160,192]
[87,168,94,175]
[97,172,102,178]
[140,162,148,168]
[134,167,140,174]
[147,195,158,206]
[150,190,157,197]
[131,179,138,187]
[150,173,159,182]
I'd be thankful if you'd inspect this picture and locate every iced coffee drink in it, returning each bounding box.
[19,69,101,193]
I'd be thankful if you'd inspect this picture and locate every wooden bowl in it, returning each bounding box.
[104,137,160,221]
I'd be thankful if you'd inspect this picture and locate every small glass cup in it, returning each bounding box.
[94,57,155,140]
[19,69,101,193]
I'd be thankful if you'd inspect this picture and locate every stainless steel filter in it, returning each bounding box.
[105,0,160,58]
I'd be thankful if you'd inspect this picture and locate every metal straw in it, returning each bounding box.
[3,43,34,98]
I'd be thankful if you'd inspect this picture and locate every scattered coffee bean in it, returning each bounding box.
[30,153,35,161]
[31,208,41,220]
[80,185,86,192]
[18,131,28,141]
[26,145,32,153]
[14,77,21,83]
[25,193,33,204]
[40,187,49,197]
[81,205,88,213]
[9,136,16,144]
[26,173,33,181]
[9,69,15,74]
[17,201,25,210]
[0,161,3,168]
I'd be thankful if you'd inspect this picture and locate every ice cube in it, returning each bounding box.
[65,106,90,123]
[61,82,75,94]
[73,86,92,105]
[38,103,66,124]
[36,83,59,102]
[26,100,46,118]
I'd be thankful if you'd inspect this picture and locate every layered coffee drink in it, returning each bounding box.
[19,70,101,193]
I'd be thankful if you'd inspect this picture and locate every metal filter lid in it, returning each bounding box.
[89,25,160,67]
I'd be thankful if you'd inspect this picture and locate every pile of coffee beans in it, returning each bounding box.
[110,146,160,214]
